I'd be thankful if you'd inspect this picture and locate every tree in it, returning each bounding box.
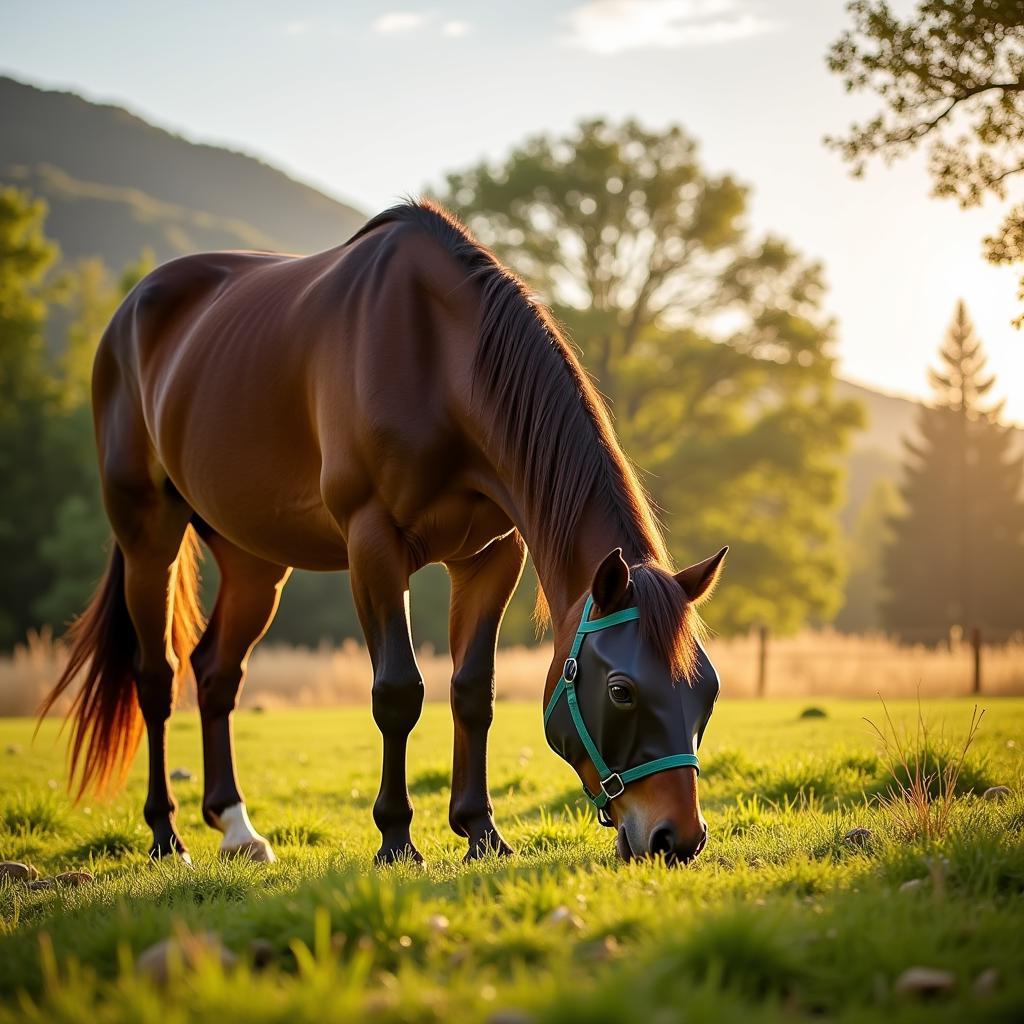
[835,477,902,632]
[882,301,1024,642]
[0,188,155,648]
[0,187,66,647]
[440,119,862,633]
[827,2,1024,320]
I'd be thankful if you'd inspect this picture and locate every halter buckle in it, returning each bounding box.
[600,773,625,800]
[563,657,578,682]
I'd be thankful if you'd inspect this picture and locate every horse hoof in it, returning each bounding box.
[465,832,514,862]
[220,839,276,863]
[149,838,192,865]
[374,843,424,866]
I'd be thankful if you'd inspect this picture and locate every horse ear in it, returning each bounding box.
[591,548,630,611]
[675,546,728,605]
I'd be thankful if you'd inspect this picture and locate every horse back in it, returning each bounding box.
[91,225,488,568]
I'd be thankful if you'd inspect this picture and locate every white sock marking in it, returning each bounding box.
[211,803,274,859]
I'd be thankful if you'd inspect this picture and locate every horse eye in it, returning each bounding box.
[608,679,635,706]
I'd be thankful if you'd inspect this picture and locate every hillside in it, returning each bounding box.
[0,76,366,269]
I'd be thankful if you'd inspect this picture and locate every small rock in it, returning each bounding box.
[249,938,275,969]
[973,967,999,996]
[55,870,94,887]
[586,934,620,961]
[486,1011,535,1024]
[28,879,55,891]
[170,768,193,782]
[136,933,236,985]
[0,861,38,882]
[894,967,956,998]
[799,706,828,719]
[844,827,873,847]
[5,743,21,754]
[428,913,450,933]
[982,786,1010,801]
[899,878,926,893]
[546,905,584,930]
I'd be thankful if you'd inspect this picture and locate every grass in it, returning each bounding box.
[0,698,1022,1022]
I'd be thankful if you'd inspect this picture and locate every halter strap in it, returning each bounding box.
[543,595,699,816]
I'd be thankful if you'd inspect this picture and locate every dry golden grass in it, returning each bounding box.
[4,628,1023,717]
[865,697,985,841]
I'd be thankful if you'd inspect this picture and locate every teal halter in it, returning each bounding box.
[543,595,700,819]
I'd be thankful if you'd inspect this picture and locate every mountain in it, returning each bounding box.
[0,76,366,270]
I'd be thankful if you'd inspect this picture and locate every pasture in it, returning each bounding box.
[1,697,1022,1022]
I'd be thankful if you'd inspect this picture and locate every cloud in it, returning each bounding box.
[285,19,312,36]
[441,19,471,38]
[562,0,773,54]
[371,11,430,34]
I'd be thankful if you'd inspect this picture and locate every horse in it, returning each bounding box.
[41,200,727,866]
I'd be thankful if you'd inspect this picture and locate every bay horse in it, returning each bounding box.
[42,200,726,866]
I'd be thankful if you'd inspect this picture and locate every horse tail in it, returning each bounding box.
[168,524,205,694]
[38,525,205,799]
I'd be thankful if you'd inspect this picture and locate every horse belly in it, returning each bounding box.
[152,354,355,570]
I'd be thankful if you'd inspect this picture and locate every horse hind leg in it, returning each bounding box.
[107,480,201,862]
[190,531,290,862]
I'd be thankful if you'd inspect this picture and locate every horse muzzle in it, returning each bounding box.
[616,814,708,865]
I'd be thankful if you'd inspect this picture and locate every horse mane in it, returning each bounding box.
[349,199,702,680]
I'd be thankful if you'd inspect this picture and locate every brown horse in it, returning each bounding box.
[42,201,726,865]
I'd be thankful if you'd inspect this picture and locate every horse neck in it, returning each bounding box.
[531,501,645,627]
[478,463,650,634]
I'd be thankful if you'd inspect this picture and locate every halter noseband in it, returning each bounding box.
[543,595,700,826]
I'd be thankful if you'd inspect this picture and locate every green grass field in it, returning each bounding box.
[1,698,1022,1022]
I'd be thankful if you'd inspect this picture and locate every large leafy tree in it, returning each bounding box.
[0,190,156,647]
[0,187,69,647]
[827,1,1024,320]
[882,302,1024,642]
[440,119,861,633]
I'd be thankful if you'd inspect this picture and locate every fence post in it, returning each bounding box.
[971,626,982,695]
[757,624,768,698]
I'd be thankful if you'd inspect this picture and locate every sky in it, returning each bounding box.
[2,0,1022,421]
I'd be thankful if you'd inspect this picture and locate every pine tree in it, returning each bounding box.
[882,302,1024,643]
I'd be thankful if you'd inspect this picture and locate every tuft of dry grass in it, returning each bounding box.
[4,627,1023,718]
[865,696,985,841]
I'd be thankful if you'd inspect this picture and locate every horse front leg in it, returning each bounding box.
[347,506,425,865]
[446,531,526,861]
